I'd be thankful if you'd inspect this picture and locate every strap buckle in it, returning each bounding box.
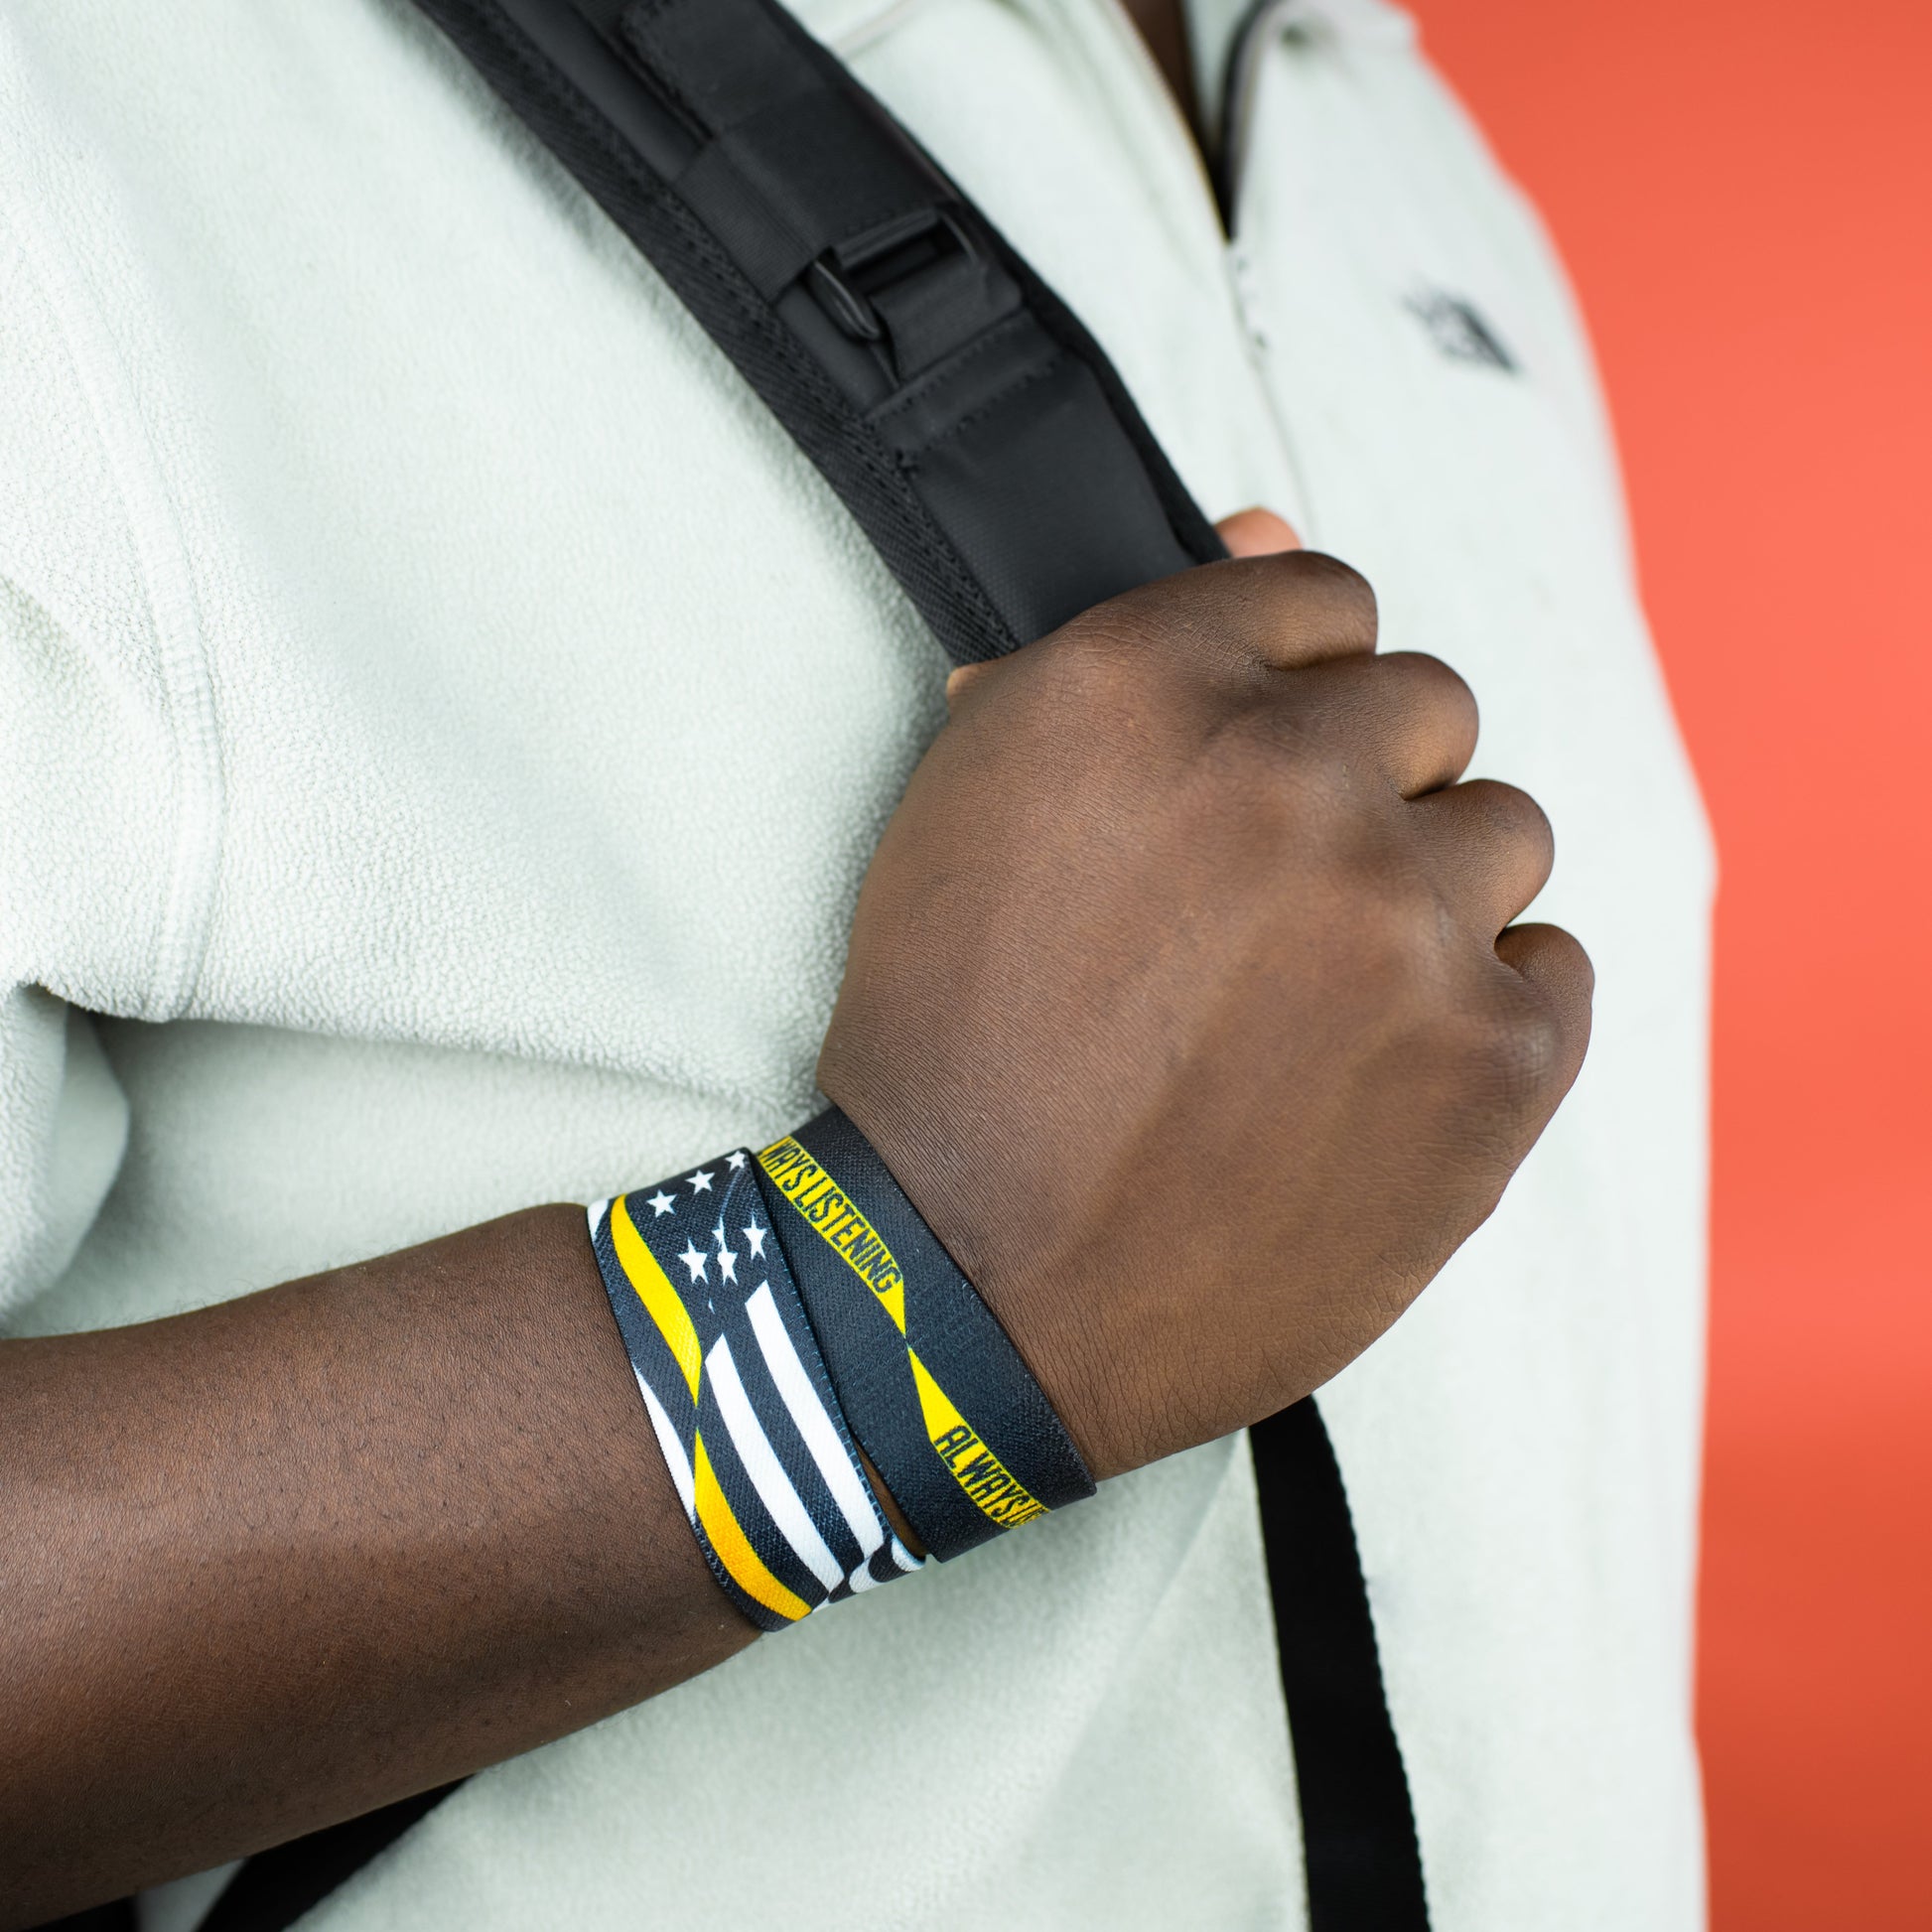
[806,207,984,364]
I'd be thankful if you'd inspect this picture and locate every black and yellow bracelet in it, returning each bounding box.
[589,1110,1093,1628]
[754,1109,1094,1561]
[590,1155,920,1632]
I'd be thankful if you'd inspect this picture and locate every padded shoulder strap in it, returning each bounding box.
[415,0,1222,662]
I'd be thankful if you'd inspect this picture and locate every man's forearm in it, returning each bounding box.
[0,1206,755,1927]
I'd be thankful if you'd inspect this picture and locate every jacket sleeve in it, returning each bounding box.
[0,154,214,1328]
[0,562,156,1325]
[0,992,129,1325]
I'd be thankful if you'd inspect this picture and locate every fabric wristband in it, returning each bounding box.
[590,1154,919,1632]
[754,1109,1096,1560]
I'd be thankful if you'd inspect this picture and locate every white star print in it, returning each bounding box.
[717,1247,739,1285]
[687,1169,715,1194]
[727,1150,748,1171]
[678,1241,709,1283]
[646,1190,676,1218]
[743,1223,766,1259]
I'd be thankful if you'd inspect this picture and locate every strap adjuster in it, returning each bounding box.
[806,207,989,368]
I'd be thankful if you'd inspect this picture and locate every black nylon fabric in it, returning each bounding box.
[1254,1401,1434,1930]
[194,1786,463,1932]
[105,3,1436,1928]
[590,1156,919,1627]
[757,1108,1095,1559]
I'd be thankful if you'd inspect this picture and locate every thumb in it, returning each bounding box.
[1215,506,1303,558]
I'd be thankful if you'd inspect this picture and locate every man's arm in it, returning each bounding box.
[1,539,1589,1925]
[0,1205,750,1925]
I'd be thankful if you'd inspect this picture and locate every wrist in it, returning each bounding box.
[754,1111,1095,1552]
[811,1075,1148,1483]
[584,1105,1098,1634]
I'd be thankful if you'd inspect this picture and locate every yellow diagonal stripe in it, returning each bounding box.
[759,1135,1052,1532]
[612,1193,703,1403]
[759,1137,907,1331]
[908,1350,1047,1529]
[693,1432,812,1622]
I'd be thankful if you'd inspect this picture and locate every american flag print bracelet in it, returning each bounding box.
[588,1111,1093,1628]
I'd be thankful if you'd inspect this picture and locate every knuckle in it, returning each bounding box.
[1473,991,1566,1119]
[1385,648,1470,703]
[1562,930,1596,997]
[1293,549,1379,628]
[1404,650,1479,724]
[1040,620,1155,712]
[1235,551,1380,667]
[1472,778,1555,856]
[1377,652,1480,761]
[1498,778,1554,842]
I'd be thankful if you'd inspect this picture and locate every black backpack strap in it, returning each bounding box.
[196,1786,463,1932]
[1254,1400,1432,1928]
[416,0,1221,664]
[140,4,1430,1927]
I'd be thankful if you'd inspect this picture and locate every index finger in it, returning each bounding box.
[1194,549,1379,673]
[950,544,1377,715]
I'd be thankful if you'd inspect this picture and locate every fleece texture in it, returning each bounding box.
[0,1,1711,1927]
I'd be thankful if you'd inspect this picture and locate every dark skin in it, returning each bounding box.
[1119,0,1201,133]
[0,23,1594,1927]
[1,1210,748,1924]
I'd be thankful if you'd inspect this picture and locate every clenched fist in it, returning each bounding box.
[818,543,1591,1480]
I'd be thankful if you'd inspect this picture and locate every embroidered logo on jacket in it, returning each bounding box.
[1406,289,1519,372]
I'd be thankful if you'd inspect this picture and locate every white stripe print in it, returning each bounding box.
[707,1333,845,1596]
[635,1373,696,1522]
[745,1282,889,1572]
[847,1536,926,1590]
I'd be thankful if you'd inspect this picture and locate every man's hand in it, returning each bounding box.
[820,534,1591,1478]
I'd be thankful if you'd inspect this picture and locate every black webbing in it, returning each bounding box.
[126,3,1431,1927]
[32,1905,136,1932]
[196,1787,463,1932]
[1254,1401,1433,1929]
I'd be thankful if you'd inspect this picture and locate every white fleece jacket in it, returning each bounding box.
[0,1,1712,1927]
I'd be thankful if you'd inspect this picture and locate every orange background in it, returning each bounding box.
[1415,2,1932,1924]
